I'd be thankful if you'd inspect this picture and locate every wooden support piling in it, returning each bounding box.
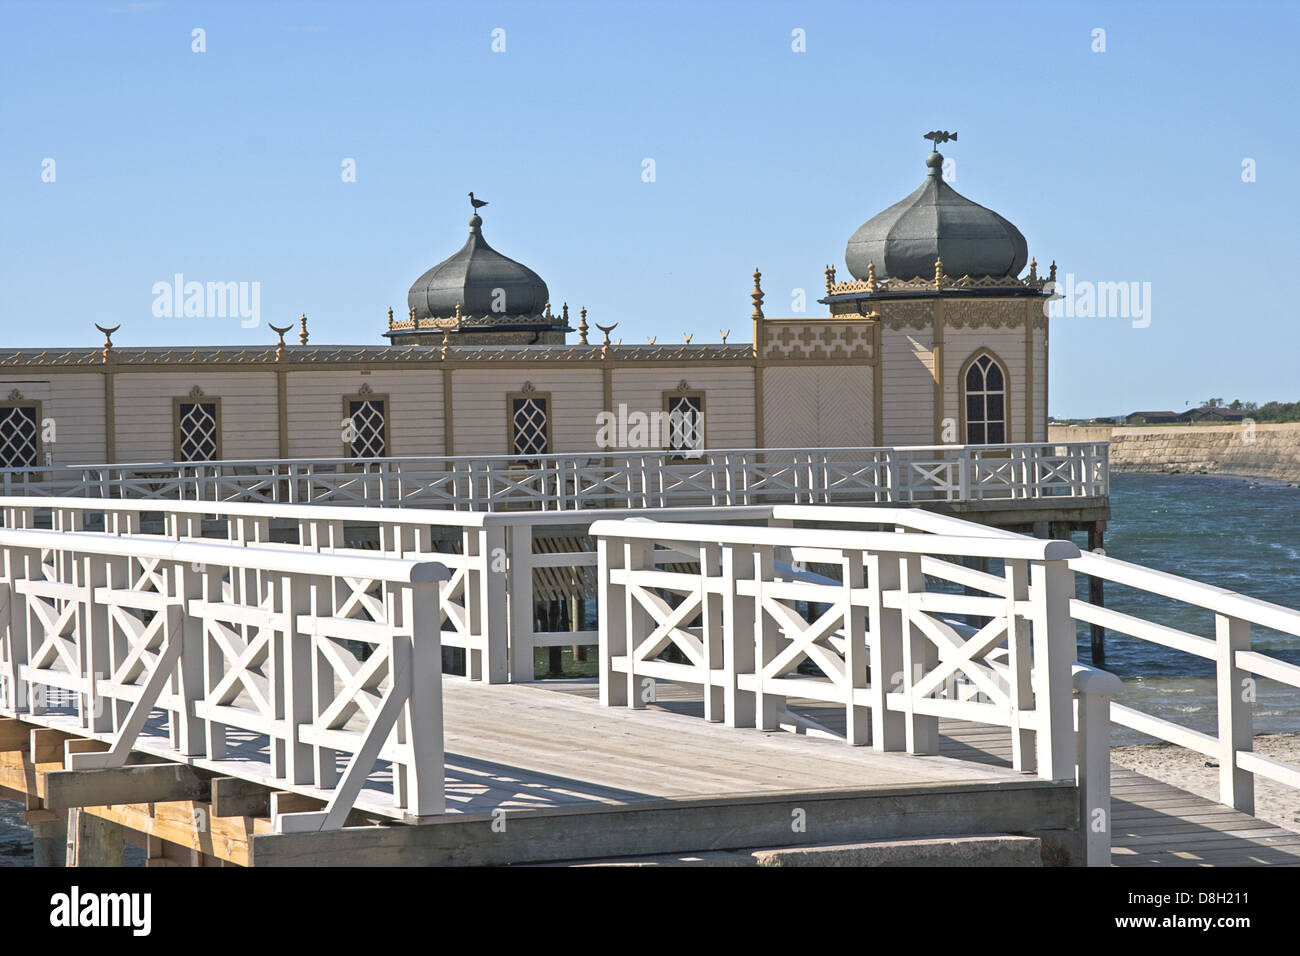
[67,807,125,867]
[1087,522,1106,666]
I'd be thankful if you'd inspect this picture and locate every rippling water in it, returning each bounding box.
[3,472,1298,861]
[1074,473,1300,743]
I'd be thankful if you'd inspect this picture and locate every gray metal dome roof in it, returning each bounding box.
[844,151,1028,281]
[407,213,549,320]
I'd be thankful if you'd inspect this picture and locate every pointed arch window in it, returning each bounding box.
[964,353,1007,445]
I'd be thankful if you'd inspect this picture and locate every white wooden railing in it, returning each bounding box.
[0,442,1108,510]
[592,517,1081,780]
[1,496,773,685]
[0,527,449,831]
[785,506,1300,819]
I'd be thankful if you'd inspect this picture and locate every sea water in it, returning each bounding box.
[1076,473,1300,744]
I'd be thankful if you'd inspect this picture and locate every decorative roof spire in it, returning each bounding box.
[866,261,877,292]
[824,264,836,294]
[299,313,309,346]
[387,306,394,330]
[578,307,589,345]
[1028,258,1038,283]
[934,256,944,286]
[750,268,764,320]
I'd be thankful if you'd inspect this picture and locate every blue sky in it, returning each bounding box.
[2,0,1296,417]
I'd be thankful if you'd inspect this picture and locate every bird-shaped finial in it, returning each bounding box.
[94,323,120,363]
[468,191,488,212]
[596,321,618,357]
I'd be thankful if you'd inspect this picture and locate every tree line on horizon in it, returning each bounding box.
[1200,398,1300,423]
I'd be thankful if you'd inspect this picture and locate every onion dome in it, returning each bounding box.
[407,212,549,320]
[844,150,1028,281]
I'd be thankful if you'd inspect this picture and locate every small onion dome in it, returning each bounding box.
[844,151,1028,281]
[407,213,549,320]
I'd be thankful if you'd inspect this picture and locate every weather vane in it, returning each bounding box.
[923,130,957,148]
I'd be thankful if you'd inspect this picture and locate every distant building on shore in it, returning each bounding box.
[1181,406,1248,423]
[1125,411,1180,424]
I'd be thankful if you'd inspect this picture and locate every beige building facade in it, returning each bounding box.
[0,145,1054,468]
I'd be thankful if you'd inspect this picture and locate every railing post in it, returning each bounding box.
[477,526,509,683]
[597,533,627,707]
[899,554,938,754]
[81,554,114,735]
[624,537,653,708]
[843,548,869,746]
[700,541,724,722]
[721,542,756,728]
[1074,665,1122,867]
[399,578,445,817]
[508,522,535,682]
[869,551,906,750]
[1005,558,1036,772]
[172,560,207,756]
[753,543,779,731]
[1215,613,1254,814]
[281,571,314,785]
[1029,557,1077,781]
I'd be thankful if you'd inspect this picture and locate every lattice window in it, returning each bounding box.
[665,393,705,456]
[964,353,1007,445]
[347,398,388,458]
[0,404,39,468]
[510,394,550,457]
[176,401,220,461]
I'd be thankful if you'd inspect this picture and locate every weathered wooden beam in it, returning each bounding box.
[270,790,325,817]
[30,728,76,763]
[251,782,1080,867]
[63,738,111,761]
[211,777,272,818]
[0,718,33,752]
[43,763,211,810]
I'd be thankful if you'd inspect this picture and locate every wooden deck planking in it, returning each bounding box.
[537,678,1300,867]
[441,677,1036,814]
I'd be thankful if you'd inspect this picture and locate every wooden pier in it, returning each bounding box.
[1,457,1298,870]
[5,680,1297,866]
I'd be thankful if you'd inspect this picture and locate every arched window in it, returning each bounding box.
[964,353,1007,445]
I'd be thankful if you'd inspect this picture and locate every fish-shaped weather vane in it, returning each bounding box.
[924,130,957,148]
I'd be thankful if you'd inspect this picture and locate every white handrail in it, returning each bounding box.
[0,530,449,830]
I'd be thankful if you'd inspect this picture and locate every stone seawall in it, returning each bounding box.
[1048,423,1300,484]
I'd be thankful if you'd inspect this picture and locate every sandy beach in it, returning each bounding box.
[1112,733,1300,833]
